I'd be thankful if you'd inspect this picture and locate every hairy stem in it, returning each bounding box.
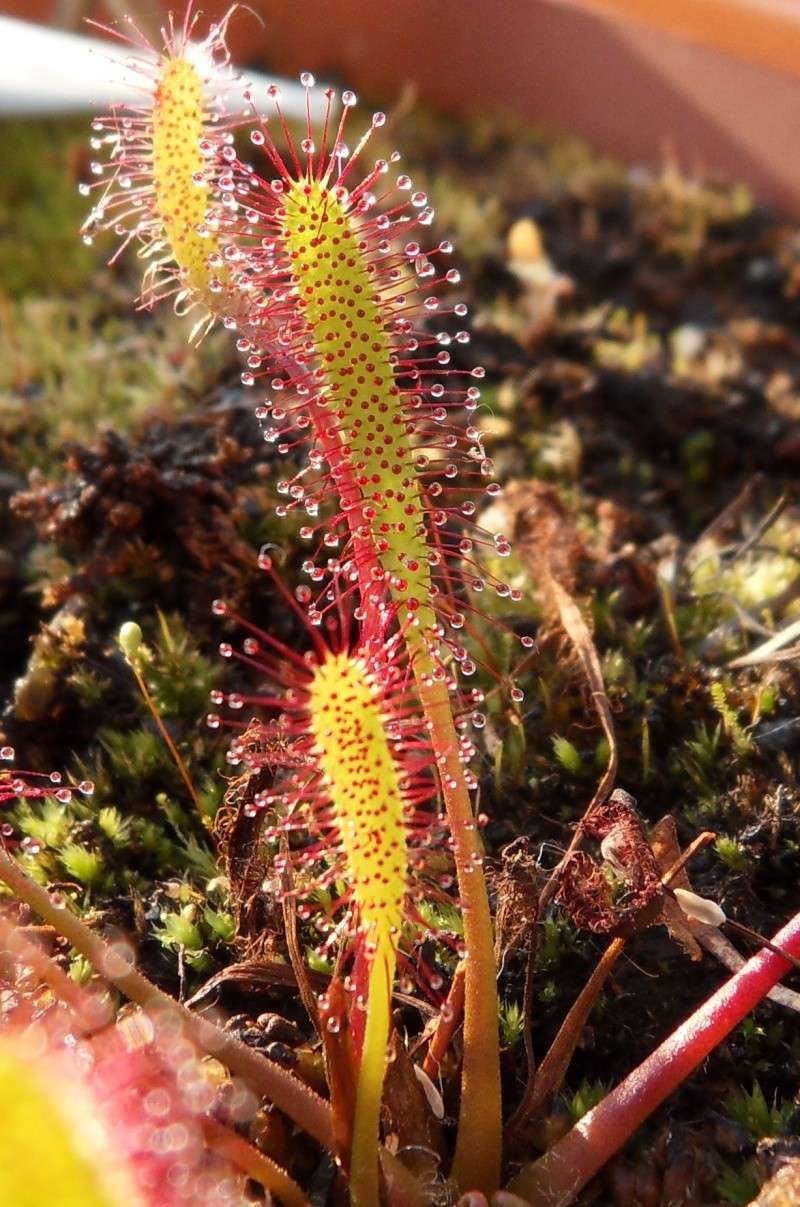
[415,668,501,1195]
[0,844,334,1152]
[0,910,108,1031]
[0,908,309,1207]
[510,907,800,1206]
[201,1118,310,1207]
[423,961,465,1080]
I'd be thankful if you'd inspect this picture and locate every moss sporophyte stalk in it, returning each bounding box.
[83,7,532,1196]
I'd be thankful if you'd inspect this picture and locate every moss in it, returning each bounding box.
[306,949,334,976]
[714,835,752,873]
[536,917,575,970]
[0,119,94,298]
[564,1079,612,1123]
[499,999,525,1048]
[68,954,94,986]
[136,612,219,720]
[551,735,582,776]
[593,312,662,374]
[203,906,237,944]
[96,807,131,845]
[710,681,752,753]
[725,1082,795,1139]
[416,900,465,942]
[98,727,170,784]
[155,904,204,952]
[16,798,72,851]
[0,294,230,478]
[59,843,107,890]
[691,514,800,627]
[12,609,86,722]
[715,1159,761,1206]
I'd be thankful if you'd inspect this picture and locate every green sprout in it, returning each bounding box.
[59,844,106,891]
[725,1082,795,1139]
[499,1000,525,1048]
[552,735,582,775]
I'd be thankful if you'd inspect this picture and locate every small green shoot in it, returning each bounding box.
[710,682,752,753]
[725,1081,795,1139]
[715,1159,761,1206]
[552,735,582,775]
[499,1000,525,1048]
[96,807,131,846]
[565,1079,611,1123]
[59,844,106,891]
[68,954,94,986]
[154,904,208,969]
[715,836,752,874]
[203,907,236,945]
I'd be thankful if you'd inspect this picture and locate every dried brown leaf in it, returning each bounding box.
[492,837,541,963]
[213,720,303,958]
[649,815,703,961]
[382,1030,445,1180]
[555,792,663,936]
[504,479,584,594]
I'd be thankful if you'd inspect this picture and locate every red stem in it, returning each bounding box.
[510,907,800,1206]
[422,961,465,1080]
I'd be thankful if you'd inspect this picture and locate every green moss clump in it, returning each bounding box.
[0,119,93,298]
[724,1082,795,1140]
[0,295,230,478]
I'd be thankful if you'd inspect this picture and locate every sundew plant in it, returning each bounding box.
[81,5,523,1200]
[209,577,458,1203]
